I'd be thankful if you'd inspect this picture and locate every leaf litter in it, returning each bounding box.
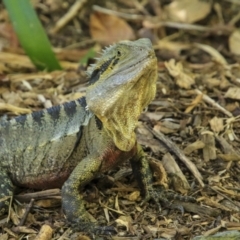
[1,0,240,239]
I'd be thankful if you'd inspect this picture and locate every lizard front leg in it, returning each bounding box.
[0,168,14,216]
[130,144,195,211]
[61,155,116,235]
[130,144,168,209]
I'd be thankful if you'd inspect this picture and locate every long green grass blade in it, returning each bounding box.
[3,0,62,71]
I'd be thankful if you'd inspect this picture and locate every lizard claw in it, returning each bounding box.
[170,203,185,215]
[92,225,117,235]
[140,187,168,212]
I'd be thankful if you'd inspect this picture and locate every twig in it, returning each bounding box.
[228,11,240,25]
[92,5,146,20]
[18,199,35,226]
[50,0,87,34]
[145,125,204,187]
[15,189,61,202]
[195,89,233,118]
[172,200,221,217]
[8,196,13,223]
[58,228,72,240]
[143,20,212,31]
[210,186,240,210]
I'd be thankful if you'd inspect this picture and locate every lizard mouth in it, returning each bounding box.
[116,54,155,75]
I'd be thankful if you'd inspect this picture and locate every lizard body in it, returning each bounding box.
[0,39,192,234]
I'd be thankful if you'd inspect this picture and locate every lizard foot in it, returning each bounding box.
[141,187,196,213]
[164,191,196,203]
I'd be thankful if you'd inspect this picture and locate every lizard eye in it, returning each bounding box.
[117,50,121,56]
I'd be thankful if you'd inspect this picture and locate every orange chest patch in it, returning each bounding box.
[100,144,137,172]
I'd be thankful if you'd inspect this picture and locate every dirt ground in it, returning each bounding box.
[1,0,240,239]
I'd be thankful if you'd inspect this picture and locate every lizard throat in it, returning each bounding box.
[94,69,157,152]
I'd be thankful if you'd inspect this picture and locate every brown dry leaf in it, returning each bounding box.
[207,174,221,184]
[90,12,135,45]
[144,111,164,121]
[0,52,35,69]
[2,228,18,238]
[164,0,211,23]
[0,62,11,73]
[8,72,53,82]
[136,123,167,154]
[0,234,8,240]
[114,194,120,211]
[229,30,240,55]
[209,116,224,133]
[224,87,240,100]
[194,43,227,65]
[218,153,240,161]
[35,199,61,208]
[10,208,20,226]
[45,0,63,12]
[127,191,140,201]
[212,185,239,198]
[157,40,190,55]
[0,22,19,48]
[13,226,37,234]
[185,93,203,113]
[115,215,132,231]
[158,120,180,131]
[0,52,79,71]
[165,59,195,89]
[202,77,221,89]
[183,140,205,155]
[202,225,222,237]
[0,102,31,115]
[103,208,110,223]
[162,153,190,193]
[154,121,177,134]
[200,130,216,161]
[203,198,231,211]
[149,158,168,188]
[34,224,53,240]
[75,236,91,240]
[159,227,177,239]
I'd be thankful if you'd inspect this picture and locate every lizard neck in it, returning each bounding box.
[95,73,156,152]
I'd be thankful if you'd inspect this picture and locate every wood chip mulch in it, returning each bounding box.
[1,1,240,239]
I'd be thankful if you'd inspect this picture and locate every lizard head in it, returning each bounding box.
[86,38,158,152]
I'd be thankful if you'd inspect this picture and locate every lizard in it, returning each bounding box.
[0,38,194,235]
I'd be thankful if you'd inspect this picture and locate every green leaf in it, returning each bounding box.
[3,0,62,71]
[79,48,96,66]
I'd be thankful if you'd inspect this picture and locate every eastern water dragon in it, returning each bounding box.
[0,38,194,234]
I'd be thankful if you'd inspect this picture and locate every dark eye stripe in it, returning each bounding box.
[89,68,101,85]
[112,57,119,66]
[89,55,117,85]
[100,56,115,72]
